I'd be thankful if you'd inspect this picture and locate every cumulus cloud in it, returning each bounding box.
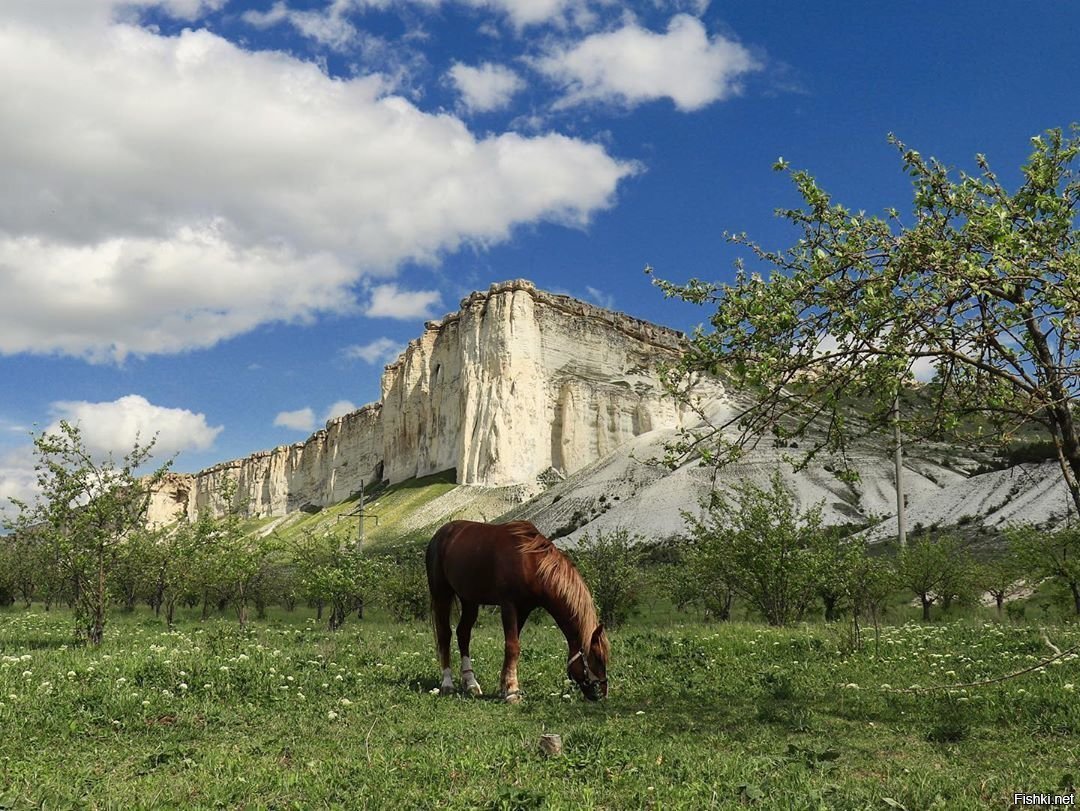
[274,408,317,432]
[46,395,223,460]
[343,337,405,365]
[323,400,358,421]
[537,14,758,111]
[448,61,525,112]
[365,285,443,319]
[0,449,39,514]
[0,13,633,360]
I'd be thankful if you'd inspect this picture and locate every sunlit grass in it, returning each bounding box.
[1,606,1077,809]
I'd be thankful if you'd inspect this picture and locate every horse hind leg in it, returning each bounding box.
[499,604,523,704]
[457,601,482,696]
[431,592,455,695]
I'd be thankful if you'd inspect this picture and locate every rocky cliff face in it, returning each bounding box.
[148,280,698,523]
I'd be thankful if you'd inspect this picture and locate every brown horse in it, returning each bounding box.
[426,520,609,702]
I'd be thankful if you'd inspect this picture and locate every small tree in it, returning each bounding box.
[294,530,378,630]
[1009,525,1080,615]
[895,535,967,621]
[684,471,825,626]
[847,549,894,651]
[975,551,1026,617]
[675,537,734,621]
[378,550,427,623]
[152,511,217,627]
[7,421,169,644]
[572,528,645,629]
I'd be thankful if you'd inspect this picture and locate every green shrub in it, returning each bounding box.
[571,528,644,628]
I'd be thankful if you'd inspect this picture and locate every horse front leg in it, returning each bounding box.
[457,601,482,696]
[499,604,523,703]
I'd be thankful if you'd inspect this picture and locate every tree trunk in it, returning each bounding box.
[823,594,839,622]
[921,595,932,622]
[1071,582,1080,617]
[996,594,1004,617]
[1025,313,1080,517]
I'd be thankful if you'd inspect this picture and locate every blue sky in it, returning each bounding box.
[1,0,1078,507]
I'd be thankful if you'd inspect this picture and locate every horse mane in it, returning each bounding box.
[504,522,606,655]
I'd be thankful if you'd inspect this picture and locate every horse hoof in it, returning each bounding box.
[467,684,483,697]
[439,685,455,696]
[504,692,522,704]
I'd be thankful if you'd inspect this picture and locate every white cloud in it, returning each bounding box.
[0,449,39,515]
[324,400,358,421]
[448,62,525,112]
[274,408,317,432]
[537,14,758,111]
[365,285,442,320]
[0,14,633,360]
[585,285,615,309]
[47,395,223,459]
[343,337,405,364]
[242,0,361,52]
[469,0,592,29]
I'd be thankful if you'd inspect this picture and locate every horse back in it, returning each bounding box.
[426,520,548,605]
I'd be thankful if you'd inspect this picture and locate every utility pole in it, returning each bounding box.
[347,479,378,552]
[893,391,907,548]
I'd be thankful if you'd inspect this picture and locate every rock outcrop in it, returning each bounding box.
[147,280,700,524]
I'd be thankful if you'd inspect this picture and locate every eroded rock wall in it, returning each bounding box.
[148,280,696,522]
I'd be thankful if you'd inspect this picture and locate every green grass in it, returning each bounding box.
[237,470,461,551]
[1,606,1078,809]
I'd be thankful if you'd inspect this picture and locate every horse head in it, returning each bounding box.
[568,624,609,701]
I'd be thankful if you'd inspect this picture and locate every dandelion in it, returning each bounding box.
[428,688,440,696]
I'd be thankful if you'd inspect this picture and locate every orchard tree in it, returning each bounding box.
[572,529,645,629]
[684,471,826,626]
[293,530,379,630]
[7,421,170,643]
[650,126,1080,516]
[1009,524,1080,615]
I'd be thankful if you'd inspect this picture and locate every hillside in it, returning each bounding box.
[147,280,1069,547]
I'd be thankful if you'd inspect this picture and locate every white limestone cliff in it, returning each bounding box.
[147,280,698,523]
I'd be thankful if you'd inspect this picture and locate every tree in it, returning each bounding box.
[894,535,967,621]
[151,511,218,627]
[207,486,280,627]
[975,551,1026,617]
[1009,524,1080,615]
[293,530,378,630]
[684,471,825,626]
[7,421,169,643]
[572,529,645,628]
[650,126,1080,517]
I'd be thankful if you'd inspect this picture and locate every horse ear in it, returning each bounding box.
[591,624,606,647]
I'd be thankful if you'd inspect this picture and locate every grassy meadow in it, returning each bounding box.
[1,604,1078,810]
